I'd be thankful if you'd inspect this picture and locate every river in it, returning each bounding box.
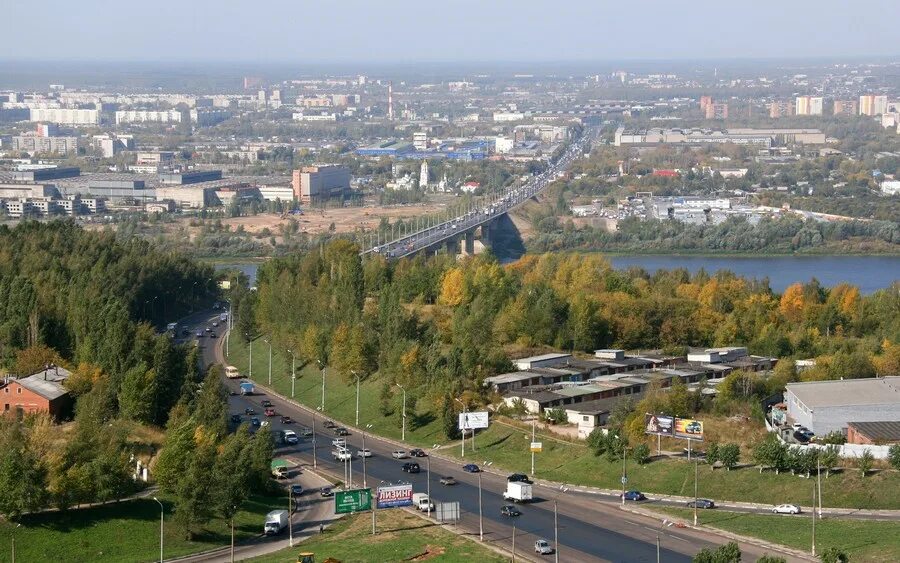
[215,255,899,295]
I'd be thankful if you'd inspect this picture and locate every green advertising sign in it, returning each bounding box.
[334,488,372,514]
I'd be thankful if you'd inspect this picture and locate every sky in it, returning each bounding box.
[6,0,900,63]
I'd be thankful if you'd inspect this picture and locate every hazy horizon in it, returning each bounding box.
[6,0,900,63]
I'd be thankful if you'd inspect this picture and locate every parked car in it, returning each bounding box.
[534,539,554,555]
[391,450,409,459]
[280,416,293,424]
[357,449,372,458]
[773,504,801,515]
[290,484,303,496]
[335,427,350,436]
[320,487,334,497]
[261,400,273,408]
[622,490,646,501]
[439,476,457,486]
[462,464,480,473]
[793,431,811,444]
[409,448,426,457]
[230,414,242,424]
[687,499,716,509]
[500,505,522,517]
[401,462,421,473]
[507,473,533,484]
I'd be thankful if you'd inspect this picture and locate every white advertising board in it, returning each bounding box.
[458,411,489,430]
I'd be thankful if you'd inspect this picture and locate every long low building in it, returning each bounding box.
[614,127,826,147]
[785,377,900,436]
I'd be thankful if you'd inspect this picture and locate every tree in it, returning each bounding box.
[172,437,217,539]
[693,541,741,563]
[719,443,740,471]
[214,427,252,521]
[194,365,228,437]
[118,363,156,424]
[441,395,461,440]
[247,427,275,492]
[858,449,874,477]
[819,547,849,563]
[756,556,787,563]
[889,444,900,471]
[0,422,47,519]
[633,443,650,465]
[820,445,840,478]
[706,443,720,467]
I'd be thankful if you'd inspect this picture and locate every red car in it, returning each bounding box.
[264,407,276,417]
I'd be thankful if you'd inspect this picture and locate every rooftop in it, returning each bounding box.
[848,421,900,442]
[786,377,900,408]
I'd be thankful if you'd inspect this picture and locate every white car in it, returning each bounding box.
[772,504,801,515]
[283,430,299,445]
[260,420,270,427]
[391,450,409,459]
[332,438,346,448]
[357,449,372,458]
[535,539,554,555]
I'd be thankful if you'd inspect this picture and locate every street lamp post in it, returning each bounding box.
[11,523,20,563]
[531,418,536,476]
[512,522,516,562]
[246,333,252,379]
[363,424,373,487]
[454,398,466,456]
[289,487,294,548]
[353,372,360,427]
[621,442,627,506]
[265,338,272,386]
[317,360,326,412]
[426,452,432,517]
[287,349,296,397]
[396,383,406,441]
[477,470,484,541]
[153,497,164,563]
[693,460,699,526]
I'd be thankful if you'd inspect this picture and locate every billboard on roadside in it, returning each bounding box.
[644,414,674,436]
[674,418,704,440]
[459,411,489,430]
[335,488,372,514]
[376,484,413,509]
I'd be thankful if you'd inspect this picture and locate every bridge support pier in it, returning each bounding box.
[463,230,476,255]
[445,238,458,256]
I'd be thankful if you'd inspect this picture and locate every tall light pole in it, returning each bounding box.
[512,522,517,562]
[265,338,272,386]
[287,349,296,397]
[288,487,294,548]
[477,470,484,541]
[395,383,407,441]
[230,508,236,563]
[363,424,372,487]
[811,478,816,557]
[531,418,536,476]
[317,359,326,412]
[312,409,318,469]
[554,485,568,563]
[11,523,20,563]
[454,398,466,456]
[246,333,253,379]
[621,441,627,506]
[153,497,164,563]
[353,371,361,427]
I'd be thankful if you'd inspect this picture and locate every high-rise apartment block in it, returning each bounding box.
[795,96,823,116]
[769,101,795,118]
[832,100,859,116]
[859,95,888,116]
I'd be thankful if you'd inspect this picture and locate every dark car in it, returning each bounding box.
[501,505,522,517]
[230,414,242,424]
[250,417,261,427]
[409,448,427,457]
[622,490,646,501]
[401,462,421,474]
[462,464,480,473]
[335,427,350,436]
[280,416,293,424]
[793,431,811,444]
[507,473,533,484]
[261,400,273,408]
[244,408,256,415]
[320,487,333,497]
[181,329,190,337]
[323,420,336,429]
[209,332,216,338]
[687,499,716,509]
[290,484,303,496]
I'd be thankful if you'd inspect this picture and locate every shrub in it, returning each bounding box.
[719,443,740,471]
[633,443,651,465]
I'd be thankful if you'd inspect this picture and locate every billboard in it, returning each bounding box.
[530,441,543,453]
[435,502,460,524]
[458,411,489,430]
[644,414,674,436]
[674,418,704,440]
[335,488,372,514]
[376,484,413,509]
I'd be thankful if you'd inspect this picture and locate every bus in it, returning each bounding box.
[225,366,241,379]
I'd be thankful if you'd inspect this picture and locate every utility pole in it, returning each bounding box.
[694,460,699,526]
[247,334,252,378]
[353,372,360,426]
[512,522,516,562]
[396,383,406,441]
[812,479,816,557]
[621,442,627,506]
[152,498,163,563]
[531,418,536,476]
[363,424,372,487]
[554,500,559,563]
[319,360,326,412]
[478,470,484,541]
[231,516,235,563]
[287,350,296,397]
[426,453,432,517]
[289,488,294,548]
[313,411,318,469]
[266,338,272,386]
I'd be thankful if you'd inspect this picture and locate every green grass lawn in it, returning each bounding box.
[654,507,900,563]
[226,338,900,510]
[246,508,506,563]
[0,493,284,563]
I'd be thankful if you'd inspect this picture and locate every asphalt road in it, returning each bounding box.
[168,311,807,563]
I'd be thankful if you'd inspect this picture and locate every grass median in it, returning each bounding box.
[246,508,506,563]
[653,506,900,562]
[225,338,900,510]
[0,493,283,563]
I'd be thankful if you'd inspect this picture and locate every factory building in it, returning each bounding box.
[291,164,350,204]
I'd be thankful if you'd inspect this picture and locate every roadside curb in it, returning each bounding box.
[619,504,818,562]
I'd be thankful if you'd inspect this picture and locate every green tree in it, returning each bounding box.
[633,443,650,465]
[194,365,228,437]
[820,445,840,478]
[0,422,47,519]
[248,426,275,492]
[858,449,874,477]
[214,427,252,521]
[819,547,849,563]
[118,362,156,424]
[441,395,461,440]
[888,444,900,471]
[693,541,741,563]
[173,437,217,539]
[719,443,740,471]
[706,442,720,467]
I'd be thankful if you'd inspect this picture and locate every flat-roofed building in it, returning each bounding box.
[833,100,858,116]
[11,134,78,154]
[785,377,900,436]
[292,164,350,204]
[29,108,99,125]
[859,95,888,116]
[115,110,187,124]
[795,96,823,116]
[159,170,223,185]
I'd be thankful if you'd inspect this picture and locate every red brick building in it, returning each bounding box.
[1,365,73,420]
[847,421,900,445]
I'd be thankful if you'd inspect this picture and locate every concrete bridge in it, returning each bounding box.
[362,127,596,260]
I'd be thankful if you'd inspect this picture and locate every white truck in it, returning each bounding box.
[264,510,289,535]
[412,493,434,512]
[503,481,533,503]
[332,448,352,462]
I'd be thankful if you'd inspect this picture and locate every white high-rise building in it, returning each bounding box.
[795,96,823,116]
[419,160,429,189]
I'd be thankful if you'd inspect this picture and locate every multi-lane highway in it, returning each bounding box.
[175,311,805,563]
[365,128,596,260]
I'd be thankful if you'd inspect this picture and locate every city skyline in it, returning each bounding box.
[5,0,900,63]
